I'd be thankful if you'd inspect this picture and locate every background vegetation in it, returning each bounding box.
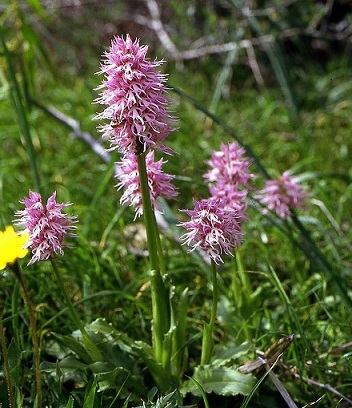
[1,0,352,407]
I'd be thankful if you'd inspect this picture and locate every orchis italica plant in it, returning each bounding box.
[96,35,177,388]
[15,190,102,362]
[255,170,308,219]
[204,142,254,218]
[179,198,243,364]
[116,150,178,220]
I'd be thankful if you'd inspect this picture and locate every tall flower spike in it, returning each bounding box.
[14,191,77,265]
[95,35,175,154]
[115,150,178,219]
[255,170,308,219]
[0,226,29,270]
[178,199,243,264]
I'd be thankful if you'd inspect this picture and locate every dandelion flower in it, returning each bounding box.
[0,226,29,270]
[14,190,77,265]
[116,150,178,219]
[178,199,243,264]
[95,34,175,154]
[255,171,308,219]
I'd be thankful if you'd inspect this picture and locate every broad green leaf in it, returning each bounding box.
[87,319,165,388]
[212,343,250,367]
[180,366,255,397]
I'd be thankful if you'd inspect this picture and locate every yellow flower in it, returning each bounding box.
[0,226,29,270]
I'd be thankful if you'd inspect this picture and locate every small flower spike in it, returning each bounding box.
[204,142,254,188]
[204,142,254,217]
[0,226,29,270]
[115,150,178,219]
[95,34,175,154]
[14,191,77,265]
[179,199,243,264]
[255,171,308,219]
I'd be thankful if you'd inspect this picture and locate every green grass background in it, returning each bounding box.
[0,1,352,407]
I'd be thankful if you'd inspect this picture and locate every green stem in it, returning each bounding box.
[50,259,103,361]
[208,262,218,334]
[0,316,15,408]
[11,261,42,408]
[155,224,166,275]
[136,151,170,363]
[201,261,218,365]
[136,151,159,271]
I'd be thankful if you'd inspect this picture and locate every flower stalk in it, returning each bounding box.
[201,261,218,365]
[136,151,170,365]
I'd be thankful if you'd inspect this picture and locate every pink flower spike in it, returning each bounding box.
[14,190,77,265]
[204,142,254,217]
[255,171,308,219]
[178,199,243,264]
[95,34,176,154]
[115,151,178,219]
[209,184,248,220]
[204,142,255,188]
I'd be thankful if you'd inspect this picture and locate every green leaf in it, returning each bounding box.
[133,340,164,380]
[88,362,147,397]
[180,366,255,397]
[187,376,210,408]
[94,367,121,392]
[51,333,92,364]
[86,319,166,389]
[86,318,121,337]
[162,324,175,370]
[65,396,75,408]
[83,377,98,408]
[171,288,189,378]
[212,343,250,367]
[41,356,87,374]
